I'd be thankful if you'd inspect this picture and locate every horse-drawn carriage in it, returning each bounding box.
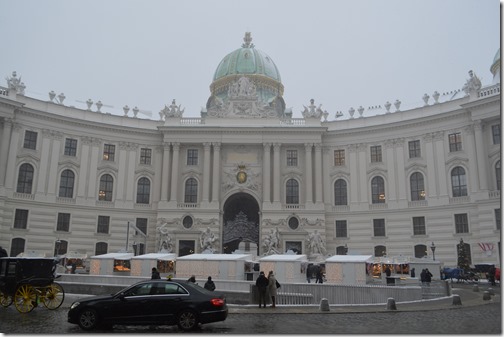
[0,257,65,313]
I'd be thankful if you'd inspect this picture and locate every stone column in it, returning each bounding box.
[433,132,448,197]
[424,133,438,199]
[305,143,313,204]
[263,143,271,203]
[464,125,479,194]
[3,122,20,190]
[314,143,323,203]
[202,142,211,203]
[473,121,488,190]
[322,146,331,204]
[348,145,359,204]
[357,144,368,203]
[384,140,397,202]
[160,143,171,201]
[0,118,13,186]
[211,143,221,203]
[170,142,180,203]
[273,143,281,203]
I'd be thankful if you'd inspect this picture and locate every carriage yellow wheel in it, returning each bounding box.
[0,290,13,307]
[14,284,36,313]
[42,283,65,310]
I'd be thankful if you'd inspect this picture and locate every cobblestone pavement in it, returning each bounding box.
[0,284,500,334]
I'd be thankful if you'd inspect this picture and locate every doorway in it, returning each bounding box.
[222,193,260,254]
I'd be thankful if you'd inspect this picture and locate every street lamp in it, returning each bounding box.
[344,244,348,255]
[430,242,436,261]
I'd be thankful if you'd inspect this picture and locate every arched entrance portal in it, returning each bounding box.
[222,193,260,254]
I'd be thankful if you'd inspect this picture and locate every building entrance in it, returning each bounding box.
[222,193,260,254]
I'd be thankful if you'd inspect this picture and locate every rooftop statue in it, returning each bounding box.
[462,70,482,96]
[5,71,25,95]
[160,99,185,119]
[302,99,325,119]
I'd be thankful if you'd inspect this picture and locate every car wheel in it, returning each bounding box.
[177,310,198,331]
[78,308,99,330]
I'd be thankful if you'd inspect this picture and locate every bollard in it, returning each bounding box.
[386,297,397,310]
[487,288,495,296]
[452,294,462,305]
[483,291,491,301]
[472,284,479,292]
[319,298,330,312]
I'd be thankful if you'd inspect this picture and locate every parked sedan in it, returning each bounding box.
[68,279,228,331]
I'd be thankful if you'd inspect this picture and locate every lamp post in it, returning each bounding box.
[55,239,61,256]
[430,242,436,261]
[344,244,348,255]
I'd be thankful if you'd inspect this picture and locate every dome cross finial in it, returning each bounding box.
[242,32,254,48]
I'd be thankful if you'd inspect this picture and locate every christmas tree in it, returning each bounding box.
[457,238,470,271]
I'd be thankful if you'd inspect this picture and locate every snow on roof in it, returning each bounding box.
[325,255,374,263]
[176,253,252,261]
[259,254,308,262]
[131,253,177,260]
[90,253,134,260]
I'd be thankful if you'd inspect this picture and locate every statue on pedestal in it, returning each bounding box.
[307,230,326,256]
[200,227,217,253]
[156,222,173,253]
[263,227,281,255]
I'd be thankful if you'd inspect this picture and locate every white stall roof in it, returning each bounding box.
[325,255,373,263]
[132,253,177,261]
[259,254,308,262]
[176,253,252,261]
[90,253,133,260]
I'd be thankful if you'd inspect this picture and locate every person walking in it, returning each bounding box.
[267,270,278,308]
[188,275,196,283]
[255,271,269,308]
[151,267,161,279]
[424,268,433,285]
[204,276,216,291]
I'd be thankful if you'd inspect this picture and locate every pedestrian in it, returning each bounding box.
[488,265,496,286]
[424,268,433,286]
[306,264,312,283]
[410,268,416,278]
[315,266,324,284]
[151,267,161,279]
[267,270,278,308]
[255,271,269,308]
[0,246,8,258]
[188,275,196,283]
[71,262,77,274]
[420,269,426,285]
[204,276,216,291]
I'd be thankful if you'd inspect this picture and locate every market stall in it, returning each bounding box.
[175,253,252,280]
[324,255,373,285]
[258,254,308,283]
[130,253,176,277]
[62,251,88,274]
[89,253,133,276]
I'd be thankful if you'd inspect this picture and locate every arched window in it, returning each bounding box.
[11,238,25,257]
[496,161,501,190]
[374,245,386,257]
[98,174,114,201]
[414,244,427,258]
[371,176,385,204]
[54,239,68,256]
[59,169,75,198]
[334,179,348,205]
[17,163,34,194]
[286,179,299,204]
[451,166,467,197]
[95,242,108,255]
[184,178,198,203]
[410,172,425,201]
[136,177,151,204]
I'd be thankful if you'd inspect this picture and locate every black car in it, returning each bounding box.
[67,279,228,331]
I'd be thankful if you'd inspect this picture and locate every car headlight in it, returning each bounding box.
[70,302,80,310]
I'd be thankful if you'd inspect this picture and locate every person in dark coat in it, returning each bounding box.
[151,267,161,279]
[315,266,324,284]
[410,268,416,278]
[424,268,433,285]
[420,269,427,284]
[188,275,196,283]
[255,271,269,308]
[204,276,216,291]
[0,246,7,258]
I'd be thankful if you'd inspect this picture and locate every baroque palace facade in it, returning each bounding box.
[0,33,501,268]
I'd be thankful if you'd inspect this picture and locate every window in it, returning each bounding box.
[135,218,147,235]
[451,166,467,197]
[64,138,78,156]
[492,124,501,145]
[408,140,421,158]
[17,163,34,194]
[286,179,299,204]
[412,216,426,235]
[334,149,345,166]
[14,209,29,229]
[371,176,385,204]
[57,213,71,232]
[410,172,425,201]
[54,240,68,256]
[496,161,501,190]
[23,130,37,150]
[187,149,198,165]
[373,219,386,237]
[288,217,299,230]
[495,209,501,231]
[374,245,386,257]
[99,174,113,201]
[59,169,75,198]
[370,145,382,163]
[184,178,198,203]
[335,220,347,238]
[414,244,427,258]
[334,179,348,205]
[97,216,110,234]
[95,242,108,255]
[448,132,462,152]
[140,148,152,165]
[103,144,115,161]
[136,177,151,204]
[286,150,298,166]
[454,213,469,233]
[182,216,193,229]
[10,238,25,257]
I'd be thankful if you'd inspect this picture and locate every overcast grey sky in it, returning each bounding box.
[0,0,500,119]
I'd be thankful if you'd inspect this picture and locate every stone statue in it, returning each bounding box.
[263,227,281,255]
[200,227,217,253]
[160,99,185,119]
[156,222,173,253]
[462,70,482,95]
[307,229,326,256]
[302,99,325,119]
[6,71,25,95]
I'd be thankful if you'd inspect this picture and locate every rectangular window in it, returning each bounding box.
[412,216,426,235]
[335,220,347,238]
[64,138,78,156]
[334,149,345,166]
[187,149,198,165]
[408,140,421,158]
[370,145,382,162]
[103,144,115,161]
[57,213,71,232]
[14,209,29,229]
[140,148,152,165]
[448,132,462,152]
[492,124,501,145]
[136,218,148,236]
[286,150,298,166]
[496,209,501,231]
[373,219,386,237]
[23,130,38,150]
[97,216,110,234]
[454,213,469,234]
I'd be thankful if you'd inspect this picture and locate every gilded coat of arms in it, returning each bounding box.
[236,165,247,184]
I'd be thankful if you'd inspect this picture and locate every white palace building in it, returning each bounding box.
[0,33,501,268]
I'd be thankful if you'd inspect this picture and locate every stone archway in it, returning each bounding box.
[222,192,260,254]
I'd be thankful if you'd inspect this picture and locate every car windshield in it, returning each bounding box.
[117,281,192,297]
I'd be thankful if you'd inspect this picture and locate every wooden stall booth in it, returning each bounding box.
[89,253,133,276]
[324,255,373,285]
[175,253,252,281]
[130,253,176,277]
[258,254,308,283]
